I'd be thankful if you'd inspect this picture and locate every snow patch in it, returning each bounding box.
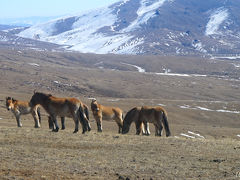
[157,103,166,107]
[180,133,195,139]
[28,63,40,67]
[188,131,204,139]
[179,105,240,114]
[205,7,229,35]
[211,56,240,60]
[53,81,71,87]
[121,62,146,72]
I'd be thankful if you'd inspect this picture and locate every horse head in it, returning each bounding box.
[5,97,14,111]
[122,107,141,134]
[91,98,99,112]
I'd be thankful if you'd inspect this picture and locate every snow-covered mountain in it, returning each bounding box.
[17,0,240,55]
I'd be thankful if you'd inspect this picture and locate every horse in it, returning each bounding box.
[91,99,123,133]
[122,106,171,137]
[29,92,91,133]
[5,97,41,128]
[48,104,91,131]
[122,106,150,135]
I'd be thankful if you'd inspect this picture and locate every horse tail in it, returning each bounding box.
[162,110,171,137]
[84,105,91,131]
[37,107,41,124]
[78,105,88,133]
[84,105,89,120]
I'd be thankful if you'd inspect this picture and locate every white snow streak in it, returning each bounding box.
[122,0,167,32]
[179,105,240,114]
[187,131,204,138]
[28,63,40,67]
[121,62,146,72]
[180,133,195,139]
[205,7,229,35]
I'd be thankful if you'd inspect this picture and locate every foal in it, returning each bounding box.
[91,99,123,133]
[5,97,41,128]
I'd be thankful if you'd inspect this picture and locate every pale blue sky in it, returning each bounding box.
[0,0,120,18]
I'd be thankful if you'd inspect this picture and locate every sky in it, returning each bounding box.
[0,0,120,19]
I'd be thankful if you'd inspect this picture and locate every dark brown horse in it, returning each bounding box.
[29,92,90,133]
[122,106,150,135]
[122,106,171,137]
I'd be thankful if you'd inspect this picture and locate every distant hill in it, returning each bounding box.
[11,0,240,55]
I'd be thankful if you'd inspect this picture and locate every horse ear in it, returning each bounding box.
[33,89,36,94]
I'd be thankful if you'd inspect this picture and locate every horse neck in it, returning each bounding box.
[36,94,50,111]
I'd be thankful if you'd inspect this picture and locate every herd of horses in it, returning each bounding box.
[5,92,171,137]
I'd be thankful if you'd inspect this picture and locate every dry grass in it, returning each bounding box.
[0,49,240,179]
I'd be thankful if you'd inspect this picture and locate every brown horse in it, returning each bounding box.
[5,97,41,128]
[29,92,91,133]
[91,99,123,133]
[122,106,150,135]
[122,106,171,137]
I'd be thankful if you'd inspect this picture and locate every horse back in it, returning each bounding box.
[102,105,122,119]
[14,100,32,114]
[47,96,81,116]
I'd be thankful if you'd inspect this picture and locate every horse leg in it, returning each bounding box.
[95,116,102,132]
[159,123,163,136]
[144,122,150,135]
[135,121,142,135]
[115,116,123,134]
[61,117,65,130]
[48,116,54,129]
[52,116,59,132]
[154,124,159,136]
[15,115,22,127]
[31,109,40,128]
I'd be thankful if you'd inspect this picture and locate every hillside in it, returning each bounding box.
[16,0,240,56]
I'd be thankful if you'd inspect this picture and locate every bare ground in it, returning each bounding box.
[0,49,240,179]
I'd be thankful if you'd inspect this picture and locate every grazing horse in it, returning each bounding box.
[91,99,123,133]
[5,97,41,128]
[122,106,150,135]
[48,104,91,131]
[29,92,91,133]
[122,106,171,137]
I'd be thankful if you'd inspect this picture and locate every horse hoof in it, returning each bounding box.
[73,130,78,133]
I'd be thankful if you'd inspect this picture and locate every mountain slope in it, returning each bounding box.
[18,0,240,55]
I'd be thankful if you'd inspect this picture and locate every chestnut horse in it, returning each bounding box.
[91,99,123,133]
[29,92,90,133]
[122,106,171,137]
[122,106,150,135]
[6,97,41,128]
